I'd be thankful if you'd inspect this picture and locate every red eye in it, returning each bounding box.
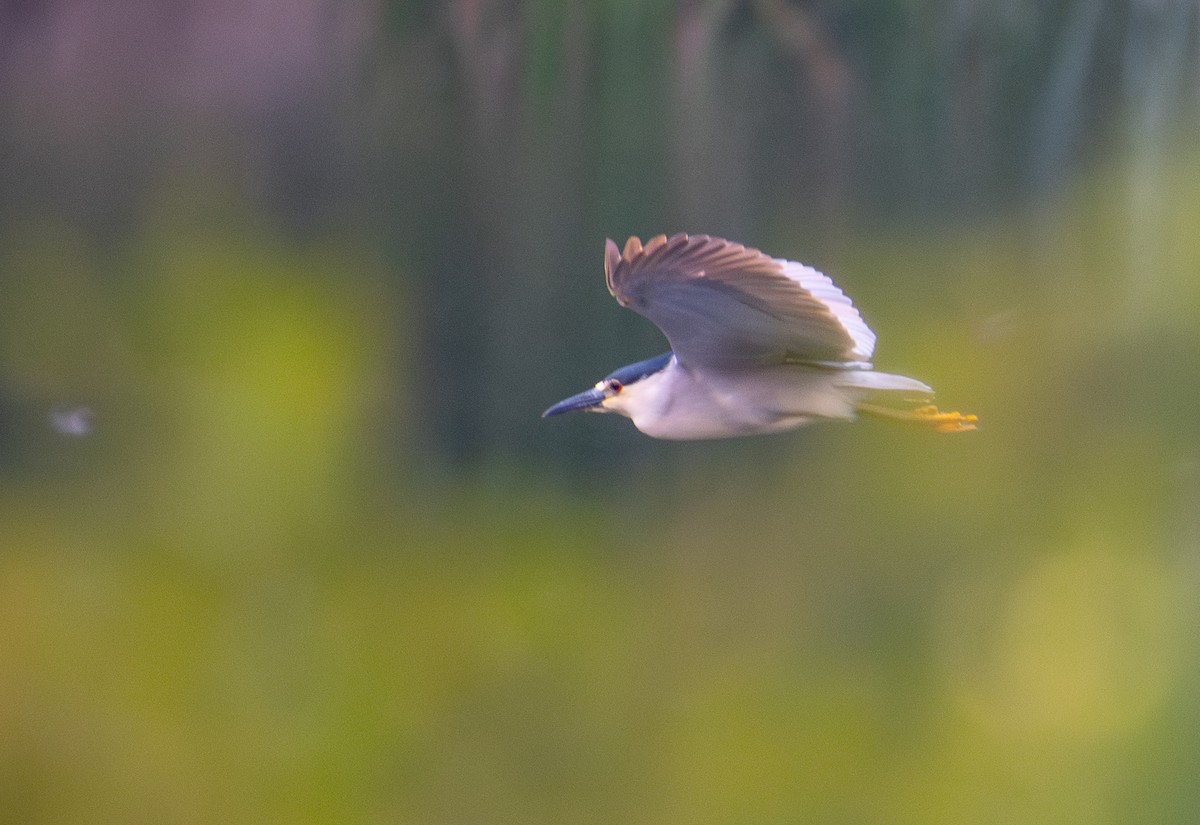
[607,379,622,394]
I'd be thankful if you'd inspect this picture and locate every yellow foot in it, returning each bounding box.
[858,402,979,433]
[912,405,978,433]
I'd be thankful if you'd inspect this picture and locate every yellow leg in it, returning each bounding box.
[857,402,978,433]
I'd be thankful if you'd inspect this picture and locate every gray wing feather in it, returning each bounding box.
[604,233,874,369]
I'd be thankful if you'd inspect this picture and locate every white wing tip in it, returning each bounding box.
[776,258,876,361]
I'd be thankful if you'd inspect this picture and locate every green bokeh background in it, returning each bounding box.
[2,2,1199,822]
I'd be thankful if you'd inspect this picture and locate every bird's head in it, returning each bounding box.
[542,352,673,420]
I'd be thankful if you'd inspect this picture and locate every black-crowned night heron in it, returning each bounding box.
[543,233,976,439]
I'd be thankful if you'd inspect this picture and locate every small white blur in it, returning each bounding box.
[49,406,94,437]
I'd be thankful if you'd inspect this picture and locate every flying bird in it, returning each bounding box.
[543,233,976,439]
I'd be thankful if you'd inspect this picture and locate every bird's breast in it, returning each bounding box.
[627,364,849,440]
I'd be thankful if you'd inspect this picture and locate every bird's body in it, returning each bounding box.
[602,357,924,440]
[544,233,975,439]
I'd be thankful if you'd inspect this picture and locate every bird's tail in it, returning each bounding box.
[838,370,978,433]
[836,369,934,399]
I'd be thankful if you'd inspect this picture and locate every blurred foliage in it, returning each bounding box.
[1,1,1200,823]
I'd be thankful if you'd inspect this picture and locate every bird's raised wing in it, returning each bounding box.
[605,233,876,369]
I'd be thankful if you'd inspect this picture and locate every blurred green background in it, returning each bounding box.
[2,1,1199,822]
